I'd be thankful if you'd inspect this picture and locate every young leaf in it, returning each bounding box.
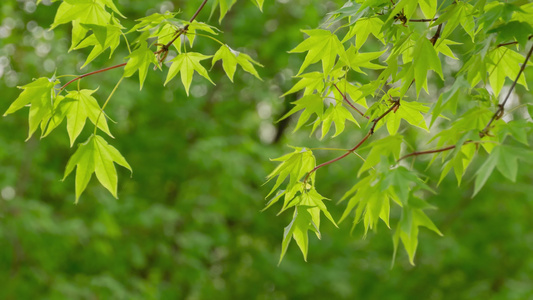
[266,147,315,197]
[342,17,385,48]
[358,135,403,176]
[60,89,114,146]
[212,0,237,23]
[487,47,528,97]
[386,101,429,135]
[164,52,215,95]
[473,145,533,196]
[393,203,442,266]
[281,72,325,97]
[317,103,359,139]
[278,94,324,132]
[4,77,59,140]
[411,38,443,96]
[289,29,348,75]
[51,0,111,29]
[280,206,316,263]
[73,22,123,68]
[63,134,132,202]
[212,44,263,82]
[124,41,158,90]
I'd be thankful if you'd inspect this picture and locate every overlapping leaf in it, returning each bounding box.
[290,29,348,75]
[4,77,59,140]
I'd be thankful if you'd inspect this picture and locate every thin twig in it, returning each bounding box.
[303,101,400,185]
[481,43,533,136]
[332,83,369,119]
[410,18,438,22]
[59,63,127,91]
[496,35,533,48]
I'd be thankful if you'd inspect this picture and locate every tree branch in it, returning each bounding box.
[332,83,369,119]
[481,43,533,136]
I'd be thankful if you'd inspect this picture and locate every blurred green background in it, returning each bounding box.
[1,0,533,299]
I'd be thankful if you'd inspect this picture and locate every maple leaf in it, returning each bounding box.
[289,29,348,75]
[278,94,324,132]
[73,22,123,68]
[124,41,158,90]
[164,52,215,95]
[45,89,113,146]
[4,77,59,140]
[212,44,263,82]
[63,134,132,202]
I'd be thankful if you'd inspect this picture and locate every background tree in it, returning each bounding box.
[1,0,533,299]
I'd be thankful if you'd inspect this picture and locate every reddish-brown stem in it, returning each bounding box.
[410,18,438,22]
[332,83,369,119]
[496,35,533,48]
[303,101,400,185]
[397,140,481,162]
[481,43,533,136]
[59,63,127,91]
[398,145,456,162]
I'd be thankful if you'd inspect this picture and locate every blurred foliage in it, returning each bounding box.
[1,0,533,299]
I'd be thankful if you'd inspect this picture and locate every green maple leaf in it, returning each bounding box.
[266,147,316,197]
[73,22,122,68]
[164,52,215,95]
[128,12,178,33]
[411,37,443,96]
[488,21,533,48]
[280,206,316,263]
[487,47,528,97]
[435,39,461,59]
[315,103,359,139]
[63,134,132,202]
[4,77,59,140]
[186,21,220,47]
[386,101,429,135]
[432,1,475,43]
[212,44,263,82]
[280,189,337,263]
[212,0,236,23]
[473,145,533,196]
[282,72,325,97]
[358,135,403,176]
[342,17,385,49]
[124,41,158,90]
[289,29,348,75]
[51,0,111,29]
[393,201,442,266]
[342,47,386,74]
[251,0,264,11]
[419,0,436,19]
[339,174,394,233]
[278,94,324,132]
[50,89,113,146]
